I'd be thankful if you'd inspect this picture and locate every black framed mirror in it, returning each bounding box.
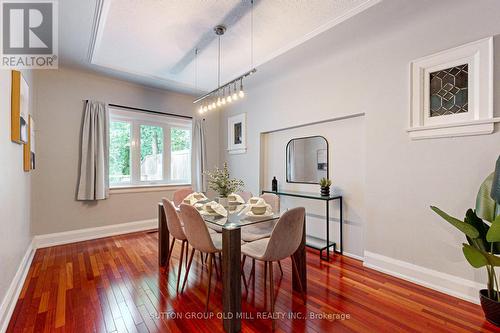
[286,135,328,184]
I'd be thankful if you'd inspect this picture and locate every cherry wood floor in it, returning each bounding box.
[6,230,499,333]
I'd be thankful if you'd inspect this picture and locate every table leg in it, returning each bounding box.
[158,203,169,267]
[292,214,307,292]
[339,197,343,255]
[222,227,241,333]
[326,201,330,261]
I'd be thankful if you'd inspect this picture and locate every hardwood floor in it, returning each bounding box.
[6,230,498,332]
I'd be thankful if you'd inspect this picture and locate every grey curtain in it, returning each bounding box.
[77,100,109,200]
[191,118,207,192]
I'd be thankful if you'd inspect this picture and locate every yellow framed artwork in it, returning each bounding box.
[23,116,35,172]
[11,70,30,144]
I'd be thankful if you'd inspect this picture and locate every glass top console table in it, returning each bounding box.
[262,190,343,261]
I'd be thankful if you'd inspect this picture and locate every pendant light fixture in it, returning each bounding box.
[195,0,256,113]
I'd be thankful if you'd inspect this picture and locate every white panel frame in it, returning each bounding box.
[408,37,497,140]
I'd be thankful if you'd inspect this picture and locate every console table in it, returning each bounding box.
[262,190,343,261]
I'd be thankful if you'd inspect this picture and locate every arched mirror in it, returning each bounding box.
[286,136,328,184]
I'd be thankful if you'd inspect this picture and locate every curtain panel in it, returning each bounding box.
[191,118,207,193]
[77,100,109,200]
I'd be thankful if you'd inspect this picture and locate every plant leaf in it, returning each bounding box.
[492,156,500,204]
[431,206,479,238]
[462,244,489,268]
[487,215,500,243]
[476,173,496,222]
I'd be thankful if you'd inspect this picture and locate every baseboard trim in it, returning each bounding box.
[33,219,157,249]
[363,251,482,304]
[0,241,35,333]
[343,251,364,261]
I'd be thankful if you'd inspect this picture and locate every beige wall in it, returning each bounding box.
[32,67,220,235]
[221,0,500,288]
[0,70,34,313]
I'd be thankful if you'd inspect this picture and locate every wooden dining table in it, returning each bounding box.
[158,201,307,333]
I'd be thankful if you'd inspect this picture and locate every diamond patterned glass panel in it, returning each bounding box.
[429,64,468,117]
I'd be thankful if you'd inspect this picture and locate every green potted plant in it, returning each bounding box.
[319,177,332,196]
[431,156,500,325]
[204,162,244,206]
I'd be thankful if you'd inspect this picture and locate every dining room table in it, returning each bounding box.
[158,199,307,333]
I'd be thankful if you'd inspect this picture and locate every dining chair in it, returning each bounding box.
[237,191,253,203]
[260,193,280,213]
[161,198,190,293]
[241,193,283,278]
[240,207,306,330]
[179,204,224,312]
[172,187,193,207]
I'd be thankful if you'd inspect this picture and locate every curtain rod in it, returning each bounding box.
[84,100,193,120]
[108,103,193,120]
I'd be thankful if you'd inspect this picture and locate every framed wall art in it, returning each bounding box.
[23,116,35,172]
[11,70,30,144]
[228,113,247,154]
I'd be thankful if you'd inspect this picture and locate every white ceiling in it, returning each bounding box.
[60,0,380,94]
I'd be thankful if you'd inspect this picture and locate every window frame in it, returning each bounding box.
[108,108,192,188]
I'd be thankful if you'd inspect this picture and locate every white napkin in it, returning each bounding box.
[239,197,272,216]
[227,193,245,204]
[203,201,228,217]
[183,192,207,205]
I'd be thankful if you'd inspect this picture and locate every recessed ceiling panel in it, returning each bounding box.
[89,0,380,92]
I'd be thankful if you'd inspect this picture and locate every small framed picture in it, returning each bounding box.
[228,113,246,154]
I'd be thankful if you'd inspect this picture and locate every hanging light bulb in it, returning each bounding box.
[232,82,238,100]
[211,100,216,109]
[217,90,222,106]
[227,86,233,102]
[221,87,226,104]
[239,78,245,98]
[199,106,203,114]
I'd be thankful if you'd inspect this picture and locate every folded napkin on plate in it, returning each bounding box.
[183,192,207,205]
[227,193,245,204]
[239,198,272,216]
[203,201,228,217]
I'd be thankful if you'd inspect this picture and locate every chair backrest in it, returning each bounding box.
[260,193,280,213]
[237,191,253,203]
[262,207,305,262]
[173,187,193,206]
[179,204,218,253]
[162,198,187,240]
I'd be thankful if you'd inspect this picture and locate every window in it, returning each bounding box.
[109,108,191,187]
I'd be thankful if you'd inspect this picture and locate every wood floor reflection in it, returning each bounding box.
[6,230,497,332]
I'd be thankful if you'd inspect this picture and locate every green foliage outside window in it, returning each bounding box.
[109,121,130,179]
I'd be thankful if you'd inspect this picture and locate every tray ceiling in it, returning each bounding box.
[60,0,380,93]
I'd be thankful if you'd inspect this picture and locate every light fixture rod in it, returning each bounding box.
[193,68,256,104]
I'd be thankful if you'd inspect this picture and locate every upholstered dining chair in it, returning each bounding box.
[241,207,306,330]
[172,187,193,207]
[179,204,224,311]
[241,192,283,278]
[162,198,190,293]
[260,193,280,213]
[237,191,253,203]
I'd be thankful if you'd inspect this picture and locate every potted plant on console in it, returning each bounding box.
[319,177,332,196]
[205,162,244,207]
[431,156,500,326]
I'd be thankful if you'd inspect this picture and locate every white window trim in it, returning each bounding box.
[109,108,192,188]
[408,37,497,140]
